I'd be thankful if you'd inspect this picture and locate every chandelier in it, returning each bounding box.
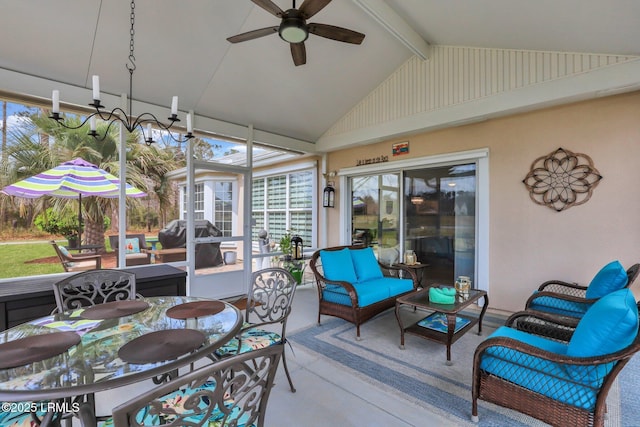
[49,0,193,146]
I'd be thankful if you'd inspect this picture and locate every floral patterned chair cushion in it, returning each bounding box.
[0,405,47,427]
[215,323,282,356]
[98,382,254,427]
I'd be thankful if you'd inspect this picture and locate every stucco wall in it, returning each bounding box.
[325,91,640,312]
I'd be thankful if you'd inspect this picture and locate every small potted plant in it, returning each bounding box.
[279,230,304,284]
[279,231,293,261]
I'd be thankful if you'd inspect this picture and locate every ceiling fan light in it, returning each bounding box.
[279,19,308,43]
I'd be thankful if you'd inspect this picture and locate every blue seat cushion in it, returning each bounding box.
[216,325,282,357]
[323,277,413,307]
[323,282,390,307]
[320,248,358,283]
[350,247,383,282]
[585,260,628,299]
[568,288,638,358]
[365,277,414,297]
[527,293,591,318]
[481,326,600,410]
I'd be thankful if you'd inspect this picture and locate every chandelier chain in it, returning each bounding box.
[127,0,136,72]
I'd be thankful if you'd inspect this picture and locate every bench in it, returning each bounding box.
[310,245,418,339]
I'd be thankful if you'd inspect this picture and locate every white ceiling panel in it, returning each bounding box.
[1,0,638,145]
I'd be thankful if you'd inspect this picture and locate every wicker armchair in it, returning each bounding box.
[525,262,639,321]
[108,234,152,267]
[472,288,640,427]
[310,245,418,339]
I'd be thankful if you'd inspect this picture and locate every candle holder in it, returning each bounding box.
[49,0,194,146]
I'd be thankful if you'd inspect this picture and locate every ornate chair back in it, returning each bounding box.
[111,345,283,427]
[52,269,137,312]
[247,267,297,328]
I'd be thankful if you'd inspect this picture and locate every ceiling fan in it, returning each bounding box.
[228,0,366,66]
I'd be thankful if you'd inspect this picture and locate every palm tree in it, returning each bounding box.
[4,110,179,248]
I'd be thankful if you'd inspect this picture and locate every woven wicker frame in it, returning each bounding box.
[310,246,418,339]
[472,310,640,426]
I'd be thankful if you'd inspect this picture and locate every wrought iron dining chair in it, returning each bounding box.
[52,269,138,313]
[215,267,298,392]
[93,345,282,427]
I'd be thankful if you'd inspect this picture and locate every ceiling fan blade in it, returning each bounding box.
[298,0,332,19]
[251,0,285,17]
[291,42,307,66]
[308,23,365,44]
[227,26,279,43]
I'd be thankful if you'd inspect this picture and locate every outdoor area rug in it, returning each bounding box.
[290,308,639,426]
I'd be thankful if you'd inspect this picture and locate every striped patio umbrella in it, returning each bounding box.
[1,157,146,244]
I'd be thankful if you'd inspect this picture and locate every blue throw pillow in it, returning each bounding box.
[585,260,628,299]
[567,288,638,358]
[125,238,141,254]
[58,245,71,257]
[319,248,358,284]
[350,247,383,282]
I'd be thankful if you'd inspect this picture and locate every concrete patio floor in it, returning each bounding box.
[264,283,458,427]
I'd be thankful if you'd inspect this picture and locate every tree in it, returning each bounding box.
[4,110,180,248]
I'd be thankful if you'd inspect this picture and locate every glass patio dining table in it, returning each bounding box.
[0,295,242,423]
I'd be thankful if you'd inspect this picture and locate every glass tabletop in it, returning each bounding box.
[397,287,486,314]
[0,296,241,401]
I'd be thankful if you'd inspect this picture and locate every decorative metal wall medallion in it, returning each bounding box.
[523,147,602,212]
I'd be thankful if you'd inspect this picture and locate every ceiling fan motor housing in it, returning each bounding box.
[279,9,309,43]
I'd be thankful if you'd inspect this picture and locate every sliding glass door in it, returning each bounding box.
[348,162,477,287]
[404,164,476,286]
[351,174,400,264]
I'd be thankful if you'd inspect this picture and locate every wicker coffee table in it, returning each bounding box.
[395,287,488,364]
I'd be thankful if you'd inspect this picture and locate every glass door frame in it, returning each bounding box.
[338,148,489,291]
[184,129,253,298]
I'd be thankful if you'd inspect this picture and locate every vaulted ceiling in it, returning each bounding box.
[1,0,639,150]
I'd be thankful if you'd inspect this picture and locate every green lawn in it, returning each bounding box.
[0,242,66,278]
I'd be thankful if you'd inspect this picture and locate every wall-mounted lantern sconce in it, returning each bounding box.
[322,170,337,208]
[323,183,335,208]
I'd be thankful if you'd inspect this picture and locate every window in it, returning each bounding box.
[214,181,233,237]
[252,169,314,247]
[183,183,205,220]
[194,183,205,220]
[181,181,233,231]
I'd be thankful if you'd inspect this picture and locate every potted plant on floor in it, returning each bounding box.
[279,231,304,284]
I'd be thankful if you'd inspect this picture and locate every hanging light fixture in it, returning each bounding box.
[49,0,194,146]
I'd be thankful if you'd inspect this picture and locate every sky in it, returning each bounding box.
[1,99,266,162]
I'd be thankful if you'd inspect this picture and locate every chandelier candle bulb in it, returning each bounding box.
[89,116,96,132]
[51,90,59,113]
[186,113,193,133]
[171,96,178,116]
[92,75,100,101]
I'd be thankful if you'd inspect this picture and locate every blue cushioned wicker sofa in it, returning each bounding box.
[310,245,418,339]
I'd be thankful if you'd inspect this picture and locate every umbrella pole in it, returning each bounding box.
[78,193,82,246]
